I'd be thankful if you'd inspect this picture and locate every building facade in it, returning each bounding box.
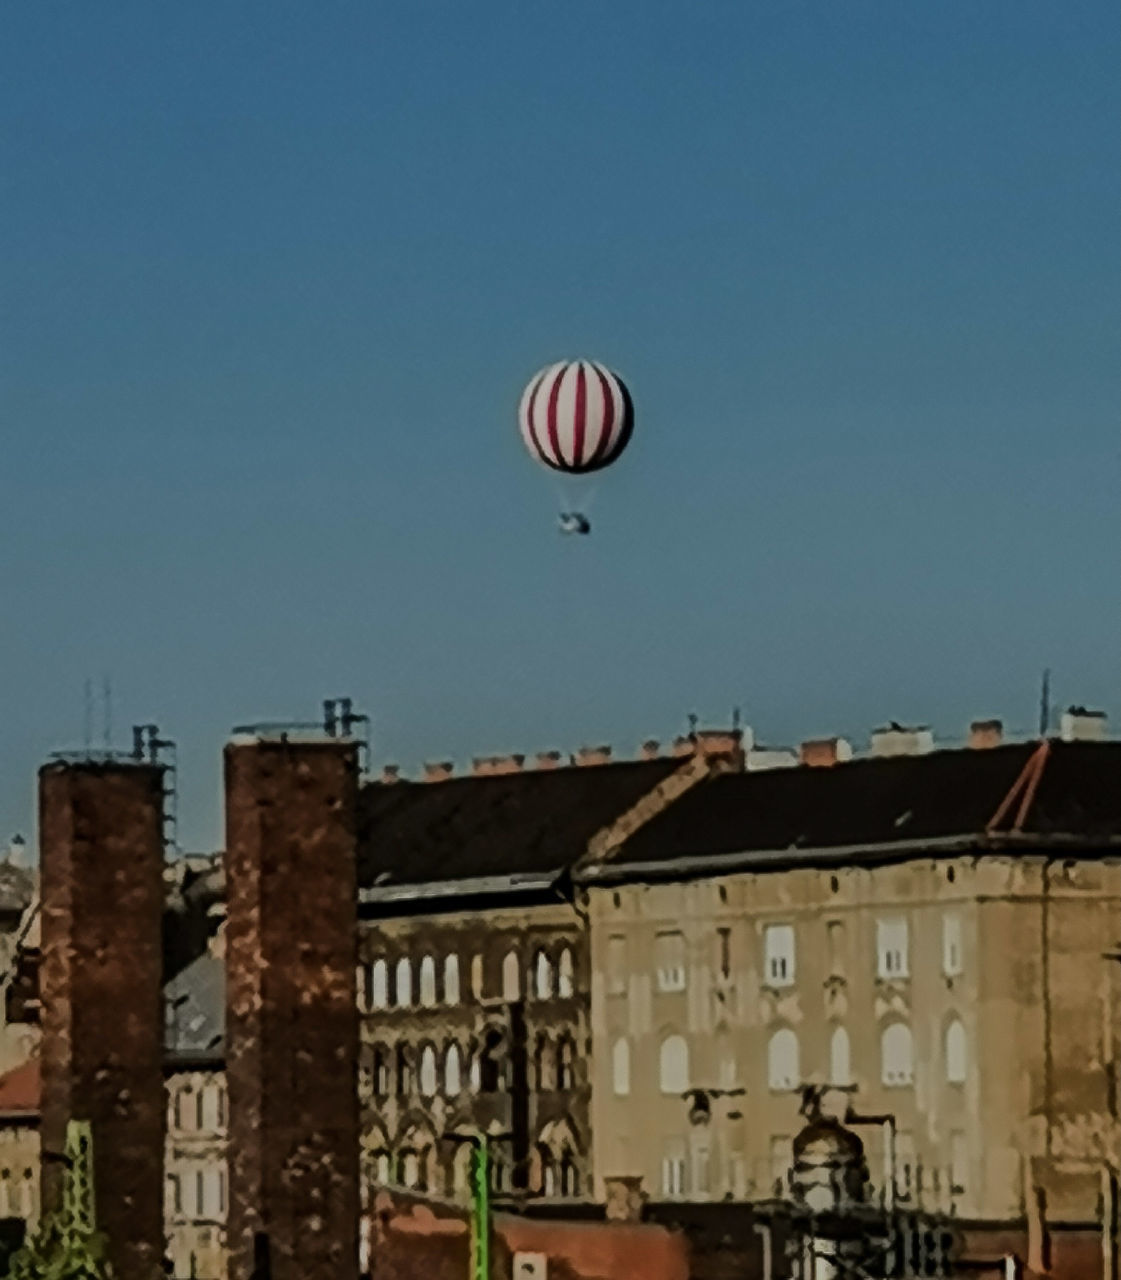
[580,738,1121,1230]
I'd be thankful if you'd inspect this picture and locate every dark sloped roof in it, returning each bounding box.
[163,949,224,1064]
[357,757,682,888]
[597,741,1121,875]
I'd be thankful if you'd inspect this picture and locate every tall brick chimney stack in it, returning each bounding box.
[224,731,361,1280]
[38,758,166,1280]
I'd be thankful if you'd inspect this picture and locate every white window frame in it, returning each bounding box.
[655,931,686,993]
[371,959,389,1010]
[764,924,796,987]
[443,954,460,1005]
[877,918,910,980]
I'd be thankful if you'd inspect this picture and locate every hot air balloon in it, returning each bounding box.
[518,360,634,535]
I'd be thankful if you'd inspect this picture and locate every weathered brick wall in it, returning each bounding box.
[225,737,360,1280]
[39,760,166,1280]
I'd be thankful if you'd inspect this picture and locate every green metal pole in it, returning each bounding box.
[470,1135,490,1280]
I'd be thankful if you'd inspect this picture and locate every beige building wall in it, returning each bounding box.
[588,853,1121,1221]
[164,1069,228,1280]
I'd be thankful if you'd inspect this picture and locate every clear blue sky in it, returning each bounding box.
[1,2,1117,853]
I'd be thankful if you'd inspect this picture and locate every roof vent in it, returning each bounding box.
[423,761,454,783]
[747,747,799,771]
[1060,707,1107,742]
[799,738,853,768]
[472,754,525,776]
[968,720,1003,750]
[870,723,933,757]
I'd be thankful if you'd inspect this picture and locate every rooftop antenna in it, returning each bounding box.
[83,678,94,751]
[687,712,698,738]
[732,706,742,734]
[1039,668,1051,739]
[101,675,112,750]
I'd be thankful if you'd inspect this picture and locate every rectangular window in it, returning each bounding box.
[769,1136,793,1196]
[356,964,369,1012]
[693,1143,710,1195]
[655,931,686,992]
[877,918,910,979]
[827,920,846,978]
[894,1131,916,1199]
[717,927,731,981]
[166,1173,182,1216]
[661,1141,687,1198]
[764,924,795,987]
[942,914,963,977]
[607,935,627,996]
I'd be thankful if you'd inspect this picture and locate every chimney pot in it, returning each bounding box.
[535,751,562,770]
[574,745,612,767]
[639,739,661,760]
[471,754,525,776]
[423,761,454,783]
[968,719,1003,750]
[380,765,401,784]
[799,737,853,768]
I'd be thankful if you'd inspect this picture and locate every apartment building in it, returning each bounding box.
[579,734,1121,1227]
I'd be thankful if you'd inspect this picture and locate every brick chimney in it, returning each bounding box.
[38,758,166,1280]
[800,737,853,767]
[969,719,1003,750]
[535,751,562,770]
[225,734,360,1280]
[639,739,661,760]
[472,754,525,776]
[574,745,612,767]
[423,761,454,783]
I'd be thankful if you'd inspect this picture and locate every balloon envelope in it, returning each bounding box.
[518,360,634,475]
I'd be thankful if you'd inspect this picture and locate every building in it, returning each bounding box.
[576,734,1121,1249]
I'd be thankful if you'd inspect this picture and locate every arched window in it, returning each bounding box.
[502,950,520,1000]
[768,1028,800,1091]
[534,950,554,1000]
[419,956,437,1007]
[541,1151,557,1198]
[471,954,484,1000]
[445,1043,462,1096]
[612,1038,631,1096]
[444,954,460,1005]
[558,947,574,998]
[557,1038,576,1090]
[535,1036,555,1092]
[659,1035,689,1095]
[945,1018,967,1084]
[881,1023,914,1087]
[452,1143,473,1196]
[830,1026,852,1086]
[396,1044,413,1095]
[373,1045,391,1096]
[356,963,369,1012]
[419,1045,438,1097]
[401,1151,419,1189]
[395,958,412,1008]
[560,1155,579,1197]
[373,1152,391,1185]
[371,959,388,1010]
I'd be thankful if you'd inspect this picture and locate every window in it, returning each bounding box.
[764,924,795,987]
[419,956,437,1007]
[195,1088,206,1131]
[945,1018,967,1084]
[693,1142,710,1195]
[374,1152,391,1185]
[401,1152,419,1189]
[606,935,626,995]
[166,1173,182,1216]
[173,1088,190,1132]
[881,1022,914,1087]
[534,1036,555,1091]
[770,1136,793,1196]
[557,1038,576,1090]
[829,1026,851,1086]
[371,959,389,1010]
[893,1132,916,1200]
[502,950,520,1000]
[396,1044,413,1095]
[201,1083,221,1131]
[950,1131,968,1194]
[419,1045,438,1097]
[395,957,412,1007]
[444,954,460,1004]
[356,963,369,1012]
[534,950,554,999]
[202,1164,224,1219]
[195,1169,205,1219]
[560,1155,579,1197]
[877,919,909,980]
[471,954,485,1000]
[612,1038,631,1096]
[217,1083,228,1128]
[659,1035,689,1094]
[558,947,575,998]
[445,1044,462,1096]
[827,921,846,978]
[655,932,686,992]
[717,927,731,981]
[942,914,963,977]
[768,1028,800,1091]
[661,1140,686,1198]
[373,1045,390,1096]
[717,1043,737,1090]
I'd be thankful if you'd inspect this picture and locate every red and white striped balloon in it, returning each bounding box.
[518,360,634,475]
